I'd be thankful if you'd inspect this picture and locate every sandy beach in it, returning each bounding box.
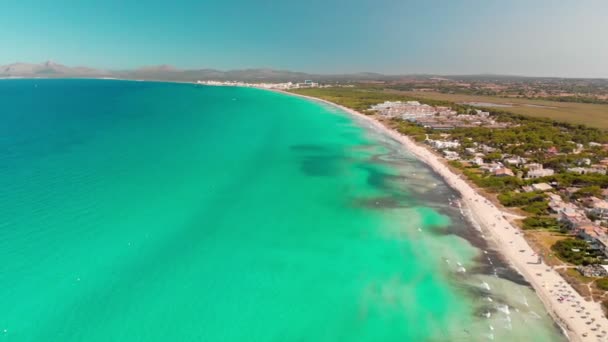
[278,90,608,342]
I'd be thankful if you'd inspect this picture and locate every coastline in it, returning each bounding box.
[4,78,605,340]
[272,88,608,342]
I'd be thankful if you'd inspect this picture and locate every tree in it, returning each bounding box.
[572,185,602,199]
[522,216,559,230]
[551,239,598,265]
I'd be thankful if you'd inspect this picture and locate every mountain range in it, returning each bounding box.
[0,61,393,83]
[0,61,109,77]
[1,61,606,83]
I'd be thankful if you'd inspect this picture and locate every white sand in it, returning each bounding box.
[277,90,608,342]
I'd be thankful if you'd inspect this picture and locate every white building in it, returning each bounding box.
[526,164,554,179]
[464,147,477,155]
[471,157,485,166]
[504,156,526,166]
[527,163,544,171]
[568,167,607,175]
[427,140,460,150]
[370,101,437,119]
[532,183,553,192]
[443,150,460,161]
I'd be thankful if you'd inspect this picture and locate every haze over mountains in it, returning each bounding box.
[0,61,390,82]
[1,61,606,83]
[0,61,108,77]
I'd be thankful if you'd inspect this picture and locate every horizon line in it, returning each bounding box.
[1,60,607,80]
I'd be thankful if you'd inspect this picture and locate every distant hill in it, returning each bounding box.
[1,61,606,83]
[0,61,109,77]
[0,61,408,82]
[115,67,400,83]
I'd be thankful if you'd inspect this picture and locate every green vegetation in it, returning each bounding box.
[522,216,560,230]
[292,88,603,152]
[551,238,601,265]
[291,87,474,114]
[497,191,549,214]
[293,87,608,142]
[596,278,608,291]
[385,80,608,106]
[448,160,463,168]
[290,87,410,113]
[521,201,550,215]
[389,90,608,130]
[570,185,603,199]
[462,169,522,193]
[390,119,427,141]
[296,87,586,212]
[498,191,546,207]
[292,85,608,301]
[295,88,604,208]
[537,173,608,188]
[544,96,608,105]
[448,119,607,155]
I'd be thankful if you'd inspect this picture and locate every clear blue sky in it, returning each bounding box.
[2,0,607,77]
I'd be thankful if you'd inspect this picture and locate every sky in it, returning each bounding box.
[2,0,608,77]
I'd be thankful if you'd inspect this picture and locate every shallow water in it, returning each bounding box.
[0,79,564,341]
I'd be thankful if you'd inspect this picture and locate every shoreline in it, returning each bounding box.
[5,78,605,340]
[272,88,608,342]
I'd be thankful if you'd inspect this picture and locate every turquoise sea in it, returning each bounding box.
[0,79,564,341]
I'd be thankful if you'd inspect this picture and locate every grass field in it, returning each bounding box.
[290,87,409,113]
[389,90,608,129]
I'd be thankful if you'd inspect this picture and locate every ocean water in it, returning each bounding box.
[0,79,565,341]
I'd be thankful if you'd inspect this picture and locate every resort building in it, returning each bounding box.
[576,225,608,257]
[568,167,607,175]
[526,167,555,179]
[479,144,496,153]
[370,101,510,130]
[426,139,460,150]
[493,168,514,177]
[196,80,318,90]
[480,163,503,173]
[584,197,608,219]
[471,156,484,166]
[559,209,590,229]
[564,187,582,197]
[577,264,608,277]
[464,147,477,155]
[370,101,437,119]
[504,156,526,166]
[532,183,553,192]
[577,158,592,166]
[443,150,460,161]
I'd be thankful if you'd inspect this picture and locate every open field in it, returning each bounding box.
[389,90,608,129]
[525,230,569,267]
